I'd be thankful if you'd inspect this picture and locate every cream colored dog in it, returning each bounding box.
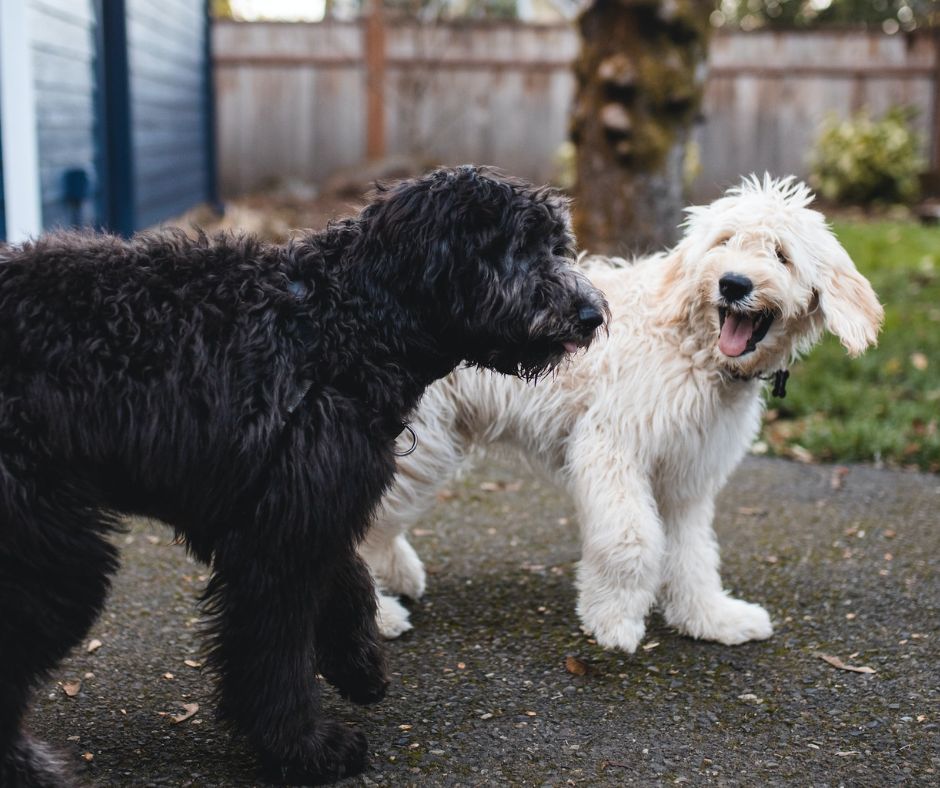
[361,176,883,652]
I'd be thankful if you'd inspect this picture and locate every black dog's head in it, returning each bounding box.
[354,165,608,379]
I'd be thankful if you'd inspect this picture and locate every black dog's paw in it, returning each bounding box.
[323,663,390,706]
[260,722,368,786]
[1,732,77,788]
[320,636,390,706]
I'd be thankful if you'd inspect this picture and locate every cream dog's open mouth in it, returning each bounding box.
[718,307,774,357]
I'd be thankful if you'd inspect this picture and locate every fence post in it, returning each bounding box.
[365,0,386,160]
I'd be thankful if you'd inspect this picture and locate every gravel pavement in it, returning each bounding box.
[25,456,939,786]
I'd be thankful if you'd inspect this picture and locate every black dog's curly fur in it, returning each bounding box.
[0,166,606,786]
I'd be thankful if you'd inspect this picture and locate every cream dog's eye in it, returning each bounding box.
[715,234,732,247]
[776,245,789,266]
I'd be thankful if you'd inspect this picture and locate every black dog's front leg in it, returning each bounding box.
[206,532,370,784]
[314,552,389,706]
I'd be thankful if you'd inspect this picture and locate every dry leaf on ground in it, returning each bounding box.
[170,702,199,724]
[830,466,849,490]
[61,680,82,697]
[818,653,876,674]
[86,639,103,654]
[565,656,589,676]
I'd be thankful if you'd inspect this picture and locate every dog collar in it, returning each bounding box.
[393,424,418,456]
[731,368,789,398]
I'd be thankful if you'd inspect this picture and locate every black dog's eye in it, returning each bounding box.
[553,244,574,260]
[776,245,789,266]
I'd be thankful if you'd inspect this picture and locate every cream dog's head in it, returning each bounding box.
[663,175,883,378]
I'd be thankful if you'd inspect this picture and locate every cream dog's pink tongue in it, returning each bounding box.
[719,313,754,357]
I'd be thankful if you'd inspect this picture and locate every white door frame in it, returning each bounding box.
[0,0,42,241]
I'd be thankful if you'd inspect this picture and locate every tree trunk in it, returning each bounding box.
[571,0,712,256]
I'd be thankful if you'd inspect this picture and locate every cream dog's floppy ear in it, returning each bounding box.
[816,234,884,357]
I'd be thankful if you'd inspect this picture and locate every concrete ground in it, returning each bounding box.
[25,456,939,786]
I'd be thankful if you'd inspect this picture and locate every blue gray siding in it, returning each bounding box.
[30,0,99,229]
[0,111,5,240]
[126,0,210,228]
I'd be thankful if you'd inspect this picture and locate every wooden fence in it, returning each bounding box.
[214,20,940,200]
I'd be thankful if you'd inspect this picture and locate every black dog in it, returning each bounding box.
[0,166,606,786]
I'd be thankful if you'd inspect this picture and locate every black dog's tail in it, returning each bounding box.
[0,733,76,788]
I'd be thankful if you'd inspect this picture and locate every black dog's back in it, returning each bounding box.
[0,232,310,528]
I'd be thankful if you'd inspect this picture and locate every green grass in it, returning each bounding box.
[762,220,940,472]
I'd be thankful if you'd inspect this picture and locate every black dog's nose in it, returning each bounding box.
[577,305,604,332]
[719,273,753,302]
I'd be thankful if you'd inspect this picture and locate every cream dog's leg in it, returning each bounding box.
[572,457,665,653]
[658,496,773,644]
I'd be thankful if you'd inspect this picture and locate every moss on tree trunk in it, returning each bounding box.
[571,0,712,255]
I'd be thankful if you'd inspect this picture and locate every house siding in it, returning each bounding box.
[0,112,5,240]
[126,0,210,228]
[29,0,98,229]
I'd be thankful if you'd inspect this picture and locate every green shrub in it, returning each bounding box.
[810,107,925,206]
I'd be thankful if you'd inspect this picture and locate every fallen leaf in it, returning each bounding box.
[835,751,859,757]
[82,752,94,763]
[163,672,174,680]
[62,680,82,697]
[183,659,202,669]
[145,535,160,545]
[641,641,659,651]
[411,528,433,537]
[86,639,103,654]
[398,723,412,731]
[790,444,815,464]
[830,466,849,490]
[818,653,876,674]
[565,656,589,676]
[170,702,199,724]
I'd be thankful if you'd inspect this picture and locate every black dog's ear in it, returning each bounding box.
[357,166,515,291]
[364,167,510,242]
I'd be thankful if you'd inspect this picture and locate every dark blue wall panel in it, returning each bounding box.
[30,0,99,229]
[126,0,210,229]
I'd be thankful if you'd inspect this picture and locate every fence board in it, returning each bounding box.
[214,21,939,200]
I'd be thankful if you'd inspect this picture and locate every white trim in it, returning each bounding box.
[0,0,42,241]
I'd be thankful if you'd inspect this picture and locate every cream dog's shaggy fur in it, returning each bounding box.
[361,176,884,652]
